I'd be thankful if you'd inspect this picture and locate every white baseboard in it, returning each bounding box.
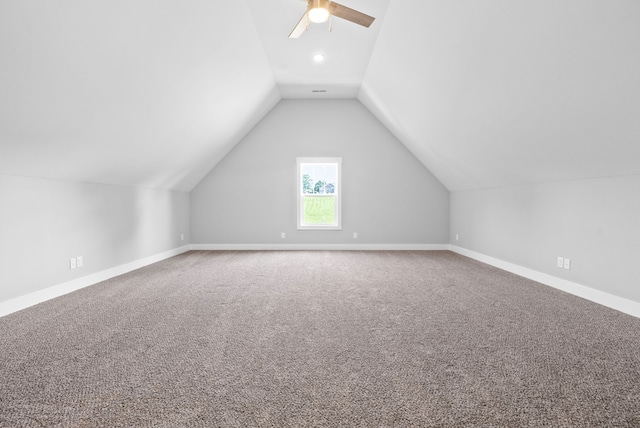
[0,245,191,318]
[449,245,640,319]
[190,243,450,251]
[11,244,633,320]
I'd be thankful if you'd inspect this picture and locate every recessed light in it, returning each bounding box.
[313,53,325,63]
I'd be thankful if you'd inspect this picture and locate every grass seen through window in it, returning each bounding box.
[303,195,335,224]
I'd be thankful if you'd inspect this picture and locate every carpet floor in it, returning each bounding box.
[1,250,639,427]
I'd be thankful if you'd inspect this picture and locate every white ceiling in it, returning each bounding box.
[0,0,279,191]
[360,0,640,191]
[1,1,639,192]
[246,0,389,98]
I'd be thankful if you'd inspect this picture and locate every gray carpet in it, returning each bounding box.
[1,250,639,427]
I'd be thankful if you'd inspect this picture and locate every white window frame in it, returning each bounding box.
[297,157,342,230]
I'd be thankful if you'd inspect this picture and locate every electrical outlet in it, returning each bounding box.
[564,258,571,270]
[455,234,459,241]
[180,234,184,241]
[77,256,83,268]
[353,232,358,239]
[69,258,77,270]
[557,257,564,268]
[281,232,286,239]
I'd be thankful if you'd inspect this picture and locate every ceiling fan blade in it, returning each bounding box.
[289,11,309,38]
[329,2,375,28]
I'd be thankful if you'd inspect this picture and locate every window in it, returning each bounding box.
[297,157,342,230]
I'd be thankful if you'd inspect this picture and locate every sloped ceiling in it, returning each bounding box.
[360,0,640,191]
[1,1,639,192]
[0,0,279,191]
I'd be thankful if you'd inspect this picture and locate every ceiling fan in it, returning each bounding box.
[289,0,375,38]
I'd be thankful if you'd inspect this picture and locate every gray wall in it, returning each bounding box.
[0,174,190,302]
[191,99,449,245]
[450,175,640,302]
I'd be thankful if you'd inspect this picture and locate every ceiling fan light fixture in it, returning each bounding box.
[308,7,330,23]
[307,0,330,23]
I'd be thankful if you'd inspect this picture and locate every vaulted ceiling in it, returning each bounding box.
[1,1,639,192]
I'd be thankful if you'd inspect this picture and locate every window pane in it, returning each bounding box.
[297,157,341,230]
